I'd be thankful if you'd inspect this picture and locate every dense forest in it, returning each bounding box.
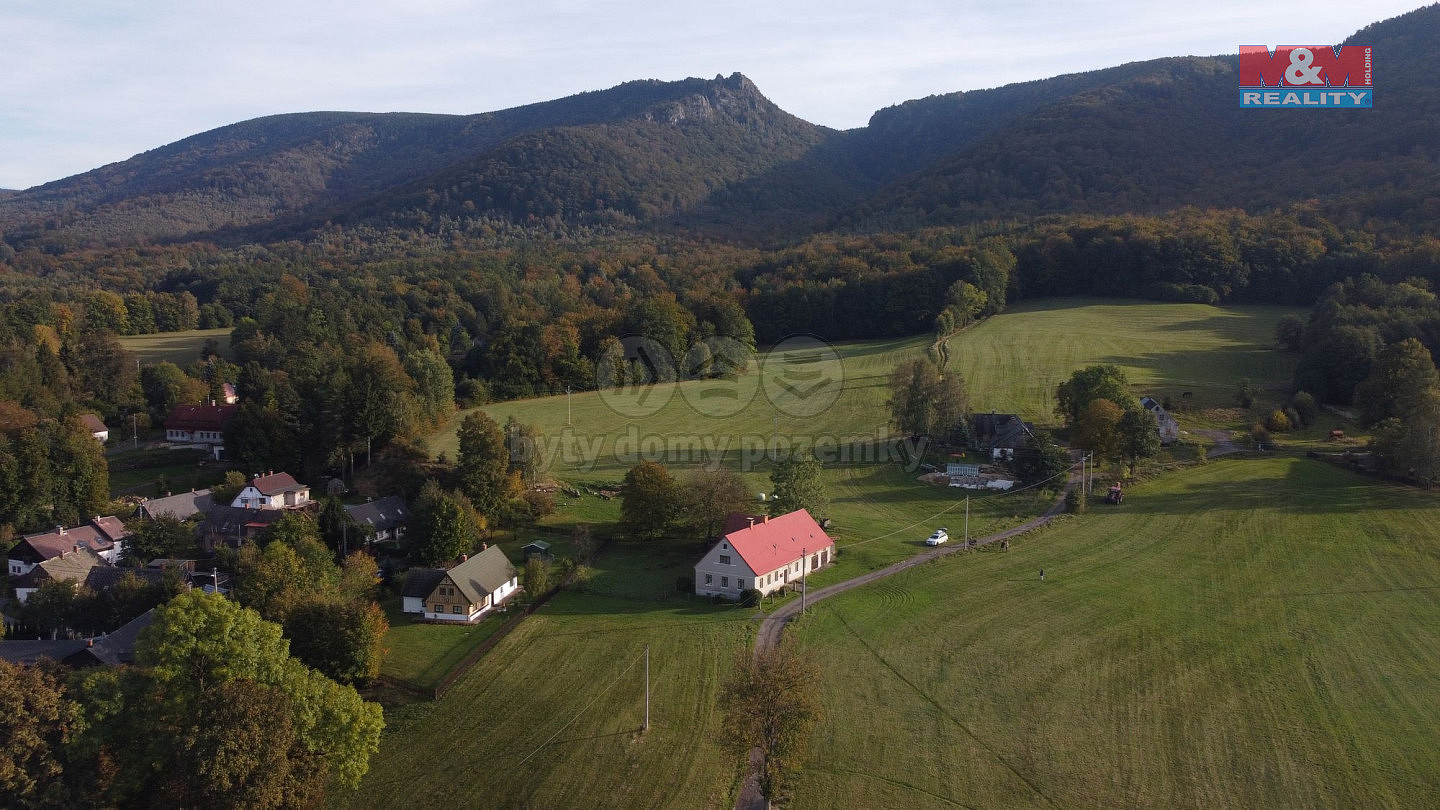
[0,6,1437,533]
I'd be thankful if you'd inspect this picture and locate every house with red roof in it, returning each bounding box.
[164,403,237,450]
[694,509,835,600]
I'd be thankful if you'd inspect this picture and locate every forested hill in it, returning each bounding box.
[843,4,1439,229]
[0,5,1437,250]
[0,73,836,247]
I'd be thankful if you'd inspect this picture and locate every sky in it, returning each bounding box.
[0,0,1424,190]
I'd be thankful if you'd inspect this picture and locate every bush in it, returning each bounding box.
[675,575,695,594]
[1266,409,1292,432]
[738,588,762,607]
[1065,489,1088,514]
[1251,423,1273,447]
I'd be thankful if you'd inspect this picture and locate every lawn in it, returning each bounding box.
[947,298,1300,421]
[107,446,226,498]
[785,456,1440,808]
[353,593,753,809]
[118,327,233,366]
[377,595,509,690]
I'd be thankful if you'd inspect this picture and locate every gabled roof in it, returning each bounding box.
[0,639,88,665]
[14,518,129,562]
[249,472,306,496]
[718,509,833,577]
[70,609,156,667]
[521,540,551,552]
[165,404,237,431]
[345,496,409,531]
[84,565,176,591]
[444,545,517,605]
[15,546,108,588]
[401,568,447,599]
[80,413,108,434]
[202,505,286,536]
[141,489,213,521]
[971,412,1035,450]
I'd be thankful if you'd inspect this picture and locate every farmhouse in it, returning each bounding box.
[345,496,410,544]
[197,472,312,549]
[405,545,519,622]
[1140,396,1181,444]
[9,516,129,576]
[971,412,1036,460]
[164,403,236,456]
[694,509,834,600]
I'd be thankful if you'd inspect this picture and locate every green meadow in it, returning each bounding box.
[118,327,233,365]
[787,456,1440,808]
[363,299,1340,807]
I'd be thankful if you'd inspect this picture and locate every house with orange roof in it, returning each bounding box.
[694,509,835,600]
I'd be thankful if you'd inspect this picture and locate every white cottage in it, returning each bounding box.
[1140,396,1181,444]
[695,509,835,600]
[231,472,311,510]
[406,545,519,622]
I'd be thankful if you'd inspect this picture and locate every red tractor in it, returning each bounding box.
[1104,483,1124,505]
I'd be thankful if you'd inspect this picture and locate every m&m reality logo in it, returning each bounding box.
[1238,45,1372,108]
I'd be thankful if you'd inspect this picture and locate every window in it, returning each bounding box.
[719,554,731,565]
[453,605,463,614]
[812,555,818,568]
[705,574,713,585]
[738,579,745,589]
[721,576,729,587]
[433,603,444,613]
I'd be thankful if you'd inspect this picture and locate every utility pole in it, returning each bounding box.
[964,495,969,544]
[566,386,572,426]
[644,644,650,732]
[131,412,138,450]
[800,547,807,615]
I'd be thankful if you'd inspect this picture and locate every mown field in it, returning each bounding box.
[366,300,1312,807]
[787,456,1440,808]
[428,299,1298,480]
[948,298,1297,420]
[354,594,752,809]
[117,327,233,365]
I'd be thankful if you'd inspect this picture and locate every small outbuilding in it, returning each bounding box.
[521,540,552,560]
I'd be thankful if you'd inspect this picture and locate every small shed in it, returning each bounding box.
[522,540,552,560]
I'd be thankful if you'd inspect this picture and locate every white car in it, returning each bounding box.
[925,528,949,546]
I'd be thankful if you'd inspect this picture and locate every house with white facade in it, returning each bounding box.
[80,414,109,443]
[407,545,519,622]
[231,472,311,510]
[1140,396,1181,444]
[345,496,410,544]
[694,509,835,600]
[164,404,236,458]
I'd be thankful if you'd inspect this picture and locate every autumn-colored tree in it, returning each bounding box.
[1072,398,1125,459]
[719,643,824,804]
[620,461,681,540]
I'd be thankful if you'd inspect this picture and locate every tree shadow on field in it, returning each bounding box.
[1111,460,1425,517]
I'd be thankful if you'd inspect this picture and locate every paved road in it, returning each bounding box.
[734,471,1076,810]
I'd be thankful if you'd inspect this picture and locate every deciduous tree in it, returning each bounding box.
[718,643,824,804]
[768,453,827,518]
[620,461,680,540]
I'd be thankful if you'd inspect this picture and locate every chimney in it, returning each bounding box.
[461,554,468,562]
[57,525,65,535]
[747,517,755,528]
[763,515,770,524]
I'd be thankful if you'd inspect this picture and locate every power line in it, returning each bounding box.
[514,647,647,768]
[839,462,1075,550]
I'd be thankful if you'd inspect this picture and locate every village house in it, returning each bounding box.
[80,413,109,443]
[401,545,519,622]
[344,496,410,545]
[694,509,835,600]
[11,546,109,605]
[8,516,129,577]
[970,412,1036,460]
[164,403,237,457]
[0,609,154,667]
[138,488,214,522]
[231,472,311,510]
[198,472,312,549]
[1140,396,1181,444]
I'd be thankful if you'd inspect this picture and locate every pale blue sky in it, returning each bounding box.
[0,0,1423,189]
